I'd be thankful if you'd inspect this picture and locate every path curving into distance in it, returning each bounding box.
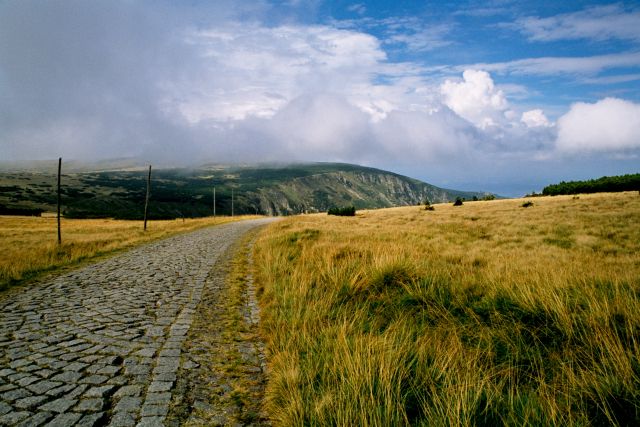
[0,218,276,427]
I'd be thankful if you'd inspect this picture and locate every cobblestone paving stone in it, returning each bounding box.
[0,219,275,427]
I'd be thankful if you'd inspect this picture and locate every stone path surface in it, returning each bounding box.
[0,218,275,427]
[167,236,269,426]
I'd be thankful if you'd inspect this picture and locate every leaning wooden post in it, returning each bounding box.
[57,157,62,245]
[143,165,152,231]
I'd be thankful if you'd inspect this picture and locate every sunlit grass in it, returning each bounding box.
[0,215,259,290]
[254,192,640,426]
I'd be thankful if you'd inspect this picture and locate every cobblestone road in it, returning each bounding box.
[0,219,275,427]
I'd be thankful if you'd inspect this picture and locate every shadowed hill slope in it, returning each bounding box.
[0,162,494,218]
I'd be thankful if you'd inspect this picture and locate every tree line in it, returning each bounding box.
[542,173,640,196]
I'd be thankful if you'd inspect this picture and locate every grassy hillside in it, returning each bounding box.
[253,192,640,426]
[0,163,492,219]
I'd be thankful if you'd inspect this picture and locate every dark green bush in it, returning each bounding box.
[522,201,534,208]
[0,205,44,216]
[328,206,356,216]
[424,199,435,211]
[453,197,463,206]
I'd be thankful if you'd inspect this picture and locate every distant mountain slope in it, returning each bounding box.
[0,162,494,218]
[245,163,491,215]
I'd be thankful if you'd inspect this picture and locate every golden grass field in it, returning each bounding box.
[253,192,640,426]
[0,215,259,291]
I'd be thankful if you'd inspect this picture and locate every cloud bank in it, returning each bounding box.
[1,1,638,196]
[557,98,640,152]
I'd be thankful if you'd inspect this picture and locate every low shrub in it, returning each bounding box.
[522,201,534,208]
[328,206,356,216]
[424,199,435,211]
[453,197,463,206]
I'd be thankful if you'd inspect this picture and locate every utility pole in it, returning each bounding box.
[143,165,151,231]
[57,157,62,245]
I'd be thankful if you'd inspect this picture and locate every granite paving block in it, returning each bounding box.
[46,412,83,427]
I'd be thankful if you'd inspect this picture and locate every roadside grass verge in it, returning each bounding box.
[169,227,268,426]
[0,215,259,291]
[254,192,640,426]
[210,227,268,424]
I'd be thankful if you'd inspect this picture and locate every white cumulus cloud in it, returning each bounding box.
[556,98,640,152]
[521,109,552,127]
[440,70,509,129]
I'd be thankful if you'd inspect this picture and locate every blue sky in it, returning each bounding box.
[327,1,640,113]
[1,1,639,195]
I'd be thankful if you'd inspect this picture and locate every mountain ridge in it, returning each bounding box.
[0,162,496,218]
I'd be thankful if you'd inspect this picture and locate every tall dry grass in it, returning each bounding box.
[0,215,258,290]
[254,192,640,426]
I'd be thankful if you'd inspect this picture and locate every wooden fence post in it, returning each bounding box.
[143,165,151,231]
[57,157,62,245]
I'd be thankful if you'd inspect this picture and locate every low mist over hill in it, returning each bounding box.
[0,162,494,218]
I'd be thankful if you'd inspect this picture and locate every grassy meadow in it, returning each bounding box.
[253,192,640,426]
[0,214,259,291]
